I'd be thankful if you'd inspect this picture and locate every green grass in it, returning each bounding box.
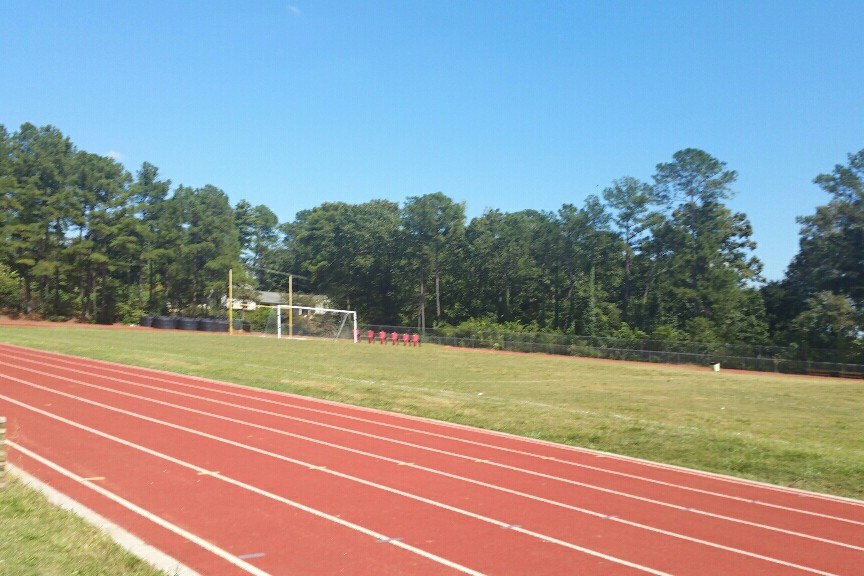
[0,476,166,576]
[1,324,863,502]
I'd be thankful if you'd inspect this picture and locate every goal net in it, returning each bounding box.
[261,305,358,342]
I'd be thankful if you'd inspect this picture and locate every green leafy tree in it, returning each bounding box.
[2,123,77,316]
[0,124,11,260]
[401,192,465,330]
[0,262,21,311]
[463,209,511,321]
[603,176,656,323]
[281,200,405,323]
[235,200,280,285]
[464,209,557,326]
[789,292,862,358]
[67,151,135,322]
[786,149,864,306]
[128,162,172,315]
[559,196,621,335]
[354,200,407,323]
[284,202,361,308]
[767,149,864,353]
[0,125,14,307]
[647,149,764,341]
[166,185,242,314]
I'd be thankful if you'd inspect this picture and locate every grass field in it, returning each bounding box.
[0,476,166,576]
[1,324,863,575]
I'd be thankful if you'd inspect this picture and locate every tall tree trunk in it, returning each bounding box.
[23,275,33,315]
[434,253,441,323]
[622,247,632,323]
[587,265,596,335]
[418,276,426,333]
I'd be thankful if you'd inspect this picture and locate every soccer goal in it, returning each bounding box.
[261,305,358,342]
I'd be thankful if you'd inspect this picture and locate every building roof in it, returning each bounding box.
[256,291,285,305]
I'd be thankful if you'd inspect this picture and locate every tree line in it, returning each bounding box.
[1,123,862,358]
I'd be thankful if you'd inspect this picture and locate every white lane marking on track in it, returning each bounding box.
[1,389,672,576]
[5,348,864,525]
[5,356,864,550]
[1,386,850,576]
[8,343,862,510]
[0,395,486,576]
[7,440,272,576]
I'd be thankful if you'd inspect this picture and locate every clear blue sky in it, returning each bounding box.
[2,0,862,281]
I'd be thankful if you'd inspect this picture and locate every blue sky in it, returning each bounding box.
[2,1,862,281]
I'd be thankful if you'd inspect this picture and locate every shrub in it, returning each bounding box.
[0,263,22,311]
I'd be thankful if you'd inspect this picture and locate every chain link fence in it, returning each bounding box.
[360,325,864,378]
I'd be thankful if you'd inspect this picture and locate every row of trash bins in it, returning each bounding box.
[140,316,250,332]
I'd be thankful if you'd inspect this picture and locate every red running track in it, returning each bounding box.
[1,342,862,575]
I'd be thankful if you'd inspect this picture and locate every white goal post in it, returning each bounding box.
[275,305,358,342]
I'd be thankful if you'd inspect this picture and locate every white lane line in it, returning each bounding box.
[1,394,485,576]
[0,388,671,576]
[9,344,862,511]
[7,440,271,576]
[6,358,863,549]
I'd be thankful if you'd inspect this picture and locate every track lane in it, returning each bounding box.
[6,343,859,525]
[2,394,483,576]
[3,362,860,573]
[4,358,861,575]
[3,347,864,525]
[9,442,267,576]
[2,343,862,575]
[4,348,862,547]
[3,381,671,575]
